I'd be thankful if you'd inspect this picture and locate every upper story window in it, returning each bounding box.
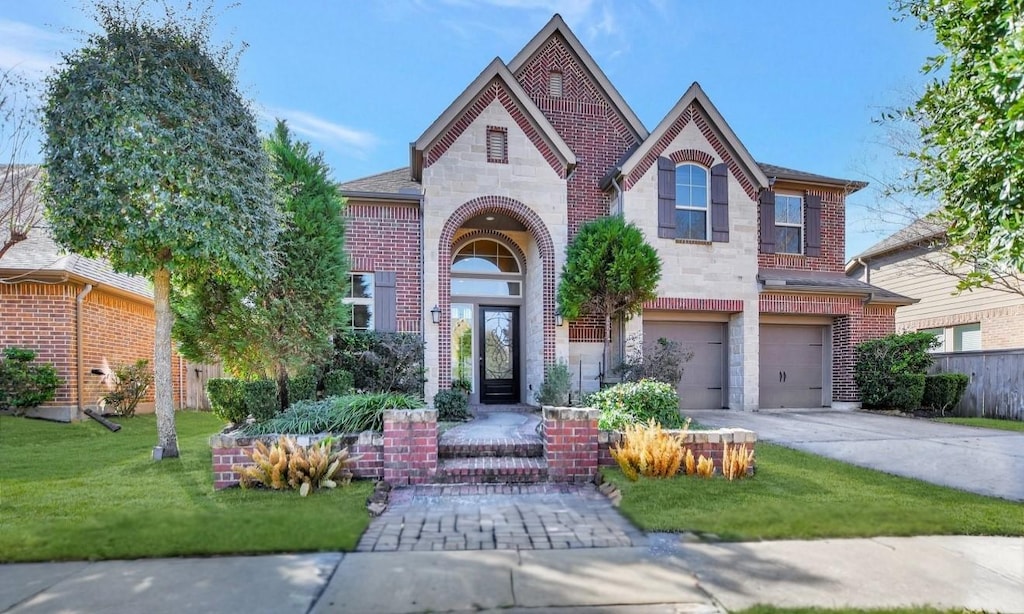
[774,194,803,254]
[674,163,709,241]
[548,70,563,97]
[452,238,522,297]
[486,127,508,164]
[344,272,374,331]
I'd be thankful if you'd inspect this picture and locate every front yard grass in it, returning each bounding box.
[935,416,1024,432]
[0,412,372,563]
[604,443,1024,540]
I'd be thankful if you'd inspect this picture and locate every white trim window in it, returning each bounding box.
[674,163,709,240]
[775,193,803,254]
[344,272,374,331]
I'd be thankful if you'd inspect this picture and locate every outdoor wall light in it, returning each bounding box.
[555,310,564,327]
[430,305,442,324]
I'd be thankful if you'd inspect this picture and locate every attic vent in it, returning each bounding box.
[548,71,563,97]
[486,127,508,164]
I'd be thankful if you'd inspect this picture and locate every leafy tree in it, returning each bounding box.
[895,0,1024,284]
[557,216,661,374]
[42,2,279,457]
[176,121,348,409]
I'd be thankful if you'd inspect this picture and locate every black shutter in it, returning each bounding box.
[710,163,729,242]
[805,192,822,257]
[759,190,776,254]
[374,271,397,332]
[657,157,676,239]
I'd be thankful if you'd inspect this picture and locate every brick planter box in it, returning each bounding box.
[598,427,758,476]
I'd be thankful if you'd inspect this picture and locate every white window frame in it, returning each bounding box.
[674,163,710,241]
[953,323,981,352]
[775,193,804,255]
[344,272,374,331]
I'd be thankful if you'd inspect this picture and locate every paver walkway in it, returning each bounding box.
[356,484,644,552]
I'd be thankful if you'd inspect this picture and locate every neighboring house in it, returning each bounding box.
[339,15,911,410]
[0,166,190,421]
[846,217,1024,352]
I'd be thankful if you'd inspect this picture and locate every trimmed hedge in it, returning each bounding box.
[855,332,936,409]
[433,389,470,421]
[0,347,62,415]
[888,373,927,411]
[588,379,682,431]
[206,378,279,424]
[922,373,970,415]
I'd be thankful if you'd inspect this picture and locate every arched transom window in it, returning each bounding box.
[451,239,522,297]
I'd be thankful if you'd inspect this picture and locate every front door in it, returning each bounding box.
[479,306,519,404]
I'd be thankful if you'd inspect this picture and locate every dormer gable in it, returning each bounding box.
[410,58,576,182]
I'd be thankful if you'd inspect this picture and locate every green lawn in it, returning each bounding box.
[0,412,372,563]
[603,443,1024,541]
[935,416,1024,432]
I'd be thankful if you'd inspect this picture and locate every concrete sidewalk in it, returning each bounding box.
[687,409,1024,501]
[3,536,1021,613]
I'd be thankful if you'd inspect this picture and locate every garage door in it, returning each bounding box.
[643,321,726,409]
[760,325,826,408]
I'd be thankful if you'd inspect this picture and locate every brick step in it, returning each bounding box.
[434,456,548,484]
[438,438,544,459]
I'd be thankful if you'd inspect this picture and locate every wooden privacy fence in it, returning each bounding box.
[930,349,1024,420]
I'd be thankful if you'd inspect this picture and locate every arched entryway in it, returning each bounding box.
[437,196,556,404]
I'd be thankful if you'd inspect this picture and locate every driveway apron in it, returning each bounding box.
[686,409,1024,501]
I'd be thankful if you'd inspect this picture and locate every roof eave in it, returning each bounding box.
[760,282,917,306]
[339,190,422,203]
[0,268,154,303]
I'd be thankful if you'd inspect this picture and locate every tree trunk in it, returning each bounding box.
[276,362,289,412]
[603,312,612,386]
[153,267,179,458]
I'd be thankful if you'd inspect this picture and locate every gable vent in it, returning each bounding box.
[487,127,508,163]
[548,71,563,98]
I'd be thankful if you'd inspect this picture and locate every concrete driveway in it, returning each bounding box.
[686,409,1024,501]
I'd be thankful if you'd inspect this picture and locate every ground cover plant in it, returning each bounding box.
[602,443,1024,540]
[936,417,1024,433]
[242,392,422,435]
[0,412,371,562]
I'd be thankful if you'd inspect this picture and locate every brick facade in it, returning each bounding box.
[758,185,846,273]
[0,280,184,419]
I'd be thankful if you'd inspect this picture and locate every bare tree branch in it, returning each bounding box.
[0,68,41,261]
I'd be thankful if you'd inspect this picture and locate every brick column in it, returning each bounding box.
[210,434,256,490]
[382,408,438,486]
[543,406,599,483]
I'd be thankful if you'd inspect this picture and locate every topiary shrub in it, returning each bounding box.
[588,379,682,431]
[288,373,318,405]
[322,369,354,397]
[434,389,470,421]
[0,347,62,416]
[206,379,246,424]
[854,332,937,409]
[535,360,572,406]
[922,373,970,415]
[243,380,279,423]
[888,373,927,411]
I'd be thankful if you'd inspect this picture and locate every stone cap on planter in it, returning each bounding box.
[542,406,599,421]
[598,427,757,445]
[382,408,437,423]
[209,429,383,449]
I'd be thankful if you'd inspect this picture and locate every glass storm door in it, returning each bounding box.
[479,306,519,404]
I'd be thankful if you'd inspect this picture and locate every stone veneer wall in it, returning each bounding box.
[598,427,758,475]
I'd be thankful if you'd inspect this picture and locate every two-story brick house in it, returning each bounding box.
[339,15,910,410]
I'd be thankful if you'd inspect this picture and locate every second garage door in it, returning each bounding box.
[643,321,726,409]
[759,324,827,408]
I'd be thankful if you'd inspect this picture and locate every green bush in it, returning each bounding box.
[0,347,62,415]
[434,389,470,421]
[855,332,937,409]
[588,379,682,431]
[288,374,318,404]
[102,359,153,417]
[922,373,970,415]
[333,331,424,396]
[888,373,927,411]
[243,380,279,422]
[206,379,246,424]
[322,369,354,397]
[536,360,572,406]
[244,392,423,435]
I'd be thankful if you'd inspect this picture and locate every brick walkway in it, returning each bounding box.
[356,484,644,552]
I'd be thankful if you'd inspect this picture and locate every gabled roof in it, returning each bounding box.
[507,14,648,143]
[410,58,576,181]
[618,82,770,191]
[845,215,946,274]
[759,162,868,192]
[338,167,421,201]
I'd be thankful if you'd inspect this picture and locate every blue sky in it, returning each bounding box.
[1,1,938,259]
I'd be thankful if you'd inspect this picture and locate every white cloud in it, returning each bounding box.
[0,19,67,79]
[259,106,380,156]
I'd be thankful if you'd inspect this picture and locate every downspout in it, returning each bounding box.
[856,257,870,284]
[610,174,624,218]
[75,283,93,419]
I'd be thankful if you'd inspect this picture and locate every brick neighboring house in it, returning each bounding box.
[0,167,187,421]
[339,15,911,410]
[846,217,1023,352]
